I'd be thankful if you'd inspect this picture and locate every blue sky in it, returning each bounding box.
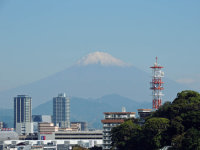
[0,0,200,91]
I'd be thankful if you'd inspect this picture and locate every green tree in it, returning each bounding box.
[111,119,141,150]
[110,90,200,150]
[182,111,200,130]
[173,90,200,104]
[152,101,172,119]
[143,117,170,150]
[181,128,200,150]
[171,134,185,150]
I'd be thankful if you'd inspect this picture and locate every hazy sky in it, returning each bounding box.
[0,0,200,91]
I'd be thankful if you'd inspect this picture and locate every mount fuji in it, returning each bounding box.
[0,51,187,108]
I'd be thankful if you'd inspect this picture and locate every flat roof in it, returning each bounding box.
[55,130,102,134]
[104,112,136,114]
[101,119,124,124]
[137,109,152,111]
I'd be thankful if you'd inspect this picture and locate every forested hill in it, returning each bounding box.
[111,90,200,150]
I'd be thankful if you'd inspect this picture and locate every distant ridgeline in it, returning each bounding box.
[0,109,13,128]
[111,90,200,150]
[0,95,151,128]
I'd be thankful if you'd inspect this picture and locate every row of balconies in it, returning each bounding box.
[103,141,112,145]
[103,123,118,127]
[103,132,110,136]
[103,128,111,132]
[103,137,111,140]
[105,115,129,119]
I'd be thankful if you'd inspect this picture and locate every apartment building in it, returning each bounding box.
[101,111,136,150]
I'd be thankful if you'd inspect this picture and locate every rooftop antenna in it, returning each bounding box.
[122,107,126,112]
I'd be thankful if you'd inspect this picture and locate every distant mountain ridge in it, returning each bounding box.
[0,94,151,128]
[0,108,13,128]
[33,94,152,128]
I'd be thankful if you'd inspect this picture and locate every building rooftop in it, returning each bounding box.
[137,109,152,112]
[104,112,136,115]
[0,131,19,141]
[16,95,30,97]
[101,119,124,124]
[55,130,102,134]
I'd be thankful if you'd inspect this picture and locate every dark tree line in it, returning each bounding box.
[111,90,200,150]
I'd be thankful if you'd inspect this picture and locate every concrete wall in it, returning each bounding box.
[16,122,33,135]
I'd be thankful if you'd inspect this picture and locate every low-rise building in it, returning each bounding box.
[138,109,152,124]
[0,128,14,131]
[16,122,33,135]
[71,122,88,131]
[138,109,152,119]
[70,122,81,131]
[55,130,102,140]
[58,128,72,132]
[101,111,136,150]
[32,115,52,133]
[38,123,59,134]
[38,122,59,140]
[0,131,19,141]
[3,138,102,149]
[31,145,43,150]
[19,133,38,140]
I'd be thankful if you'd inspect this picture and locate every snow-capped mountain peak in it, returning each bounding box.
[76,51,129,67]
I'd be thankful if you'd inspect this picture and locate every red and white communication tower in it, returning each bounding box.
[150,57,164,110]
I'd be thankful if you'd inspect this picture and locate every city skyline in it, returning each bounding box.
[0,1,199,148]
[0,0,200,92]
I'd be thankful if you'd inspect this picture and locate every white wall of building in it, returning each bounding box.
[38,133,55,140]
[16,122,33,135]
[4,140,102,148]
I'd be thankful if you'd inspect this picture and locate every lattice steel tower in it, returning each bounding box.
[150,57,164,110]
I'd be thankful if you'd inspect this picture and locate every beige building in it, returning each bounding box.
[70,122,81,131]
[38,122,59,140]
[101,111,136,150]
[38,122,58,134]
[138,109,152,123]
[137,109,152,119]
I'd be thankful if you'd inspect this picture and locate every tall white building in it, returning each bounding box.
[14,95,33,135]
[101,110,136,150]
[53,93,70,128]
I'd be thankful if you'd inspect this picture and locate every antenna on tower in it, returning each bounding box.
[156,56,158,64]
[150,57,164,110]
